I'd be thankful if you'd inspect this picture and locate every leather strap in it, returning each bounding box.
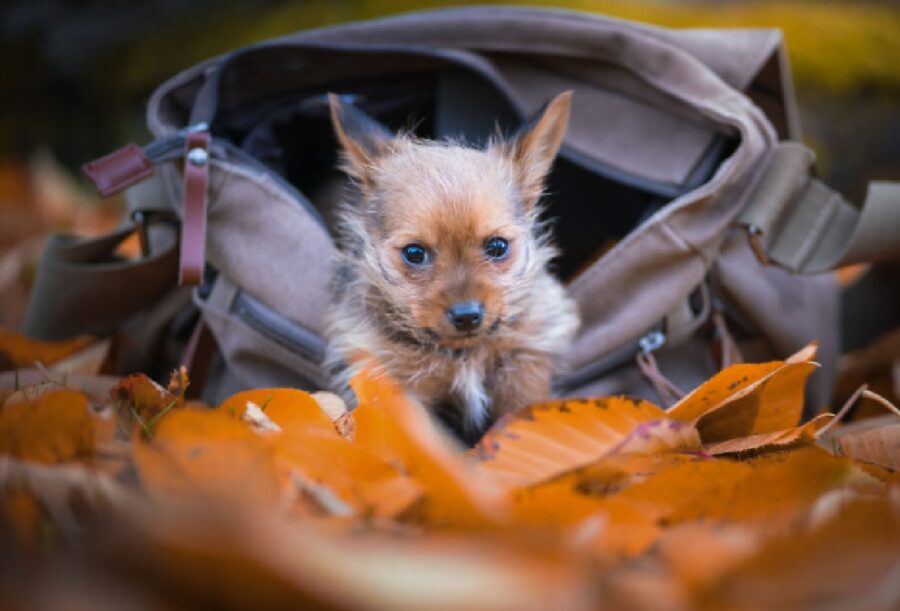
[22,222,179,340]
[180,131,210,286]
[82,143,156,198]
[738,142,900,273]
[181,316,217,400]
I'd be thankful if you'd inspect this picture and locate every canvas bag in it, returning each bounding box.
[25,6,900,411]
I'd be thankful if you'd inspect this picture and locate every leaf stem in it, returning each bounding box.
[131,404,153,439]
[816,384,867,439]
[146,397,180,431]
[860,389,900,417]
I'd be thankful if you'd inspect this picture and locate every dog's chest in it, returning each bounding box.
[391,347,503,426]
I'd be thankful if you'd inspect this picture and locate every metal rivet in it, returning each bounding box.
[187,147,208,166]
[638,330,666,355]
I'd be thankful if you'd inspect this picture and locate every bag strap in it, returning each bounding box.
[738,142,900,273]
[82,125,212,287]
[22,214,179,341]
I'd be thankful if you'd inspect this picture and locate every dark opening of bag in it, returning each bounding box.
[210,57,736,281]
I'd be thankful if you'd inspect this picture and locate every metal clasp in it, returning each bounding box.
[638,329,666,355]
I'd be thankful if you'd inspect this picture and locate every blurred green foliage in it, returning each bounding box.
[116,0,900,95]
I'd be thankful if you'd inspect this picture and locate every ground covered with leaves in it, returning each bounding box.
[0,337,898,611]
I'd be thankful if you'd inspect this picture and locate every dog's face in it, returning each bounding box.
[330,92,571,349]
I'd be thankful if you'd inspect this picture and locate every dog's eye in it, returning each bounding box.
[484,237,509,260]
[400,244,429,266]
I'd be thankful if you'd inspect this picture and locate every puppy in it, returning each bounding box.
[325,91,580,439]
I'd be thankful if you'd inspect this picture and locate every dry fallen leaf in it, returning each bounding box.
[0,327,95,370]
[349,369,506,528]
[272,431,423,519]
[817,393,900,470]
[471,397,687,488]
[0,346,896,611]
[0,368,119,406]
[0,389,94,464]
[694,497,900,611]
[217,387,339,438]
[111,372,183,439]
[131,407,282,507]
[835,423,900,470]
[115,505,596,611]
[704,413,833,456]
[669,343,819,443]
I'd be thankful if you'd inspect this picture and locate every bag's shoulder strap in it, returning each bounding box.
[737,142,900,273]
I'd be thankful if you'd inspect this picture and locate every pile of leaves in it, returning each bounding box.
[1,340,899,611]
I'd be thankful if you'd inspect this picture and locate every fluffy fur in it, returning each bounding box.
[325,91,580,435]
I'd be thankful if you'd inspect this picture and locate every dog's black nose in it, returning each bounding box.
[447,301,484,331]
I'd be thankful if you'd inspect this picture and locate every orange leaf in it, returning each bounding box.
[111,373,183,439]
[607,457,755,524]
[132,408,282,506]
[471,397,693,487]
[272,433,423,519]
[217,387,422,518]
[0,327,94,369]
[568,497,662,558]
[666,362,782,423]
[128,508,594,611]
[511,452,702,525]
[695,497,900,610]
[668,343,819,443]
[511,453,702,556]
[657,522,760,588]
[353,473,424,519]
[613,419,702,455]
[704,413,833,456]
[621,446,859,527]
[217,388,338,438]
[1,489,41,549]
[0,389,93,464]
[349,369,505,528]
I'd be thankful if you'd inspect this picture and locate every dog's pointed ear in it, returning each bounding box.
[496,90,572,209]
[328,93,393,181]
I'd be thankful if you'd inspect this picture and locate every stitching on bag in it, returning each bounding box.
[789,192,837,270]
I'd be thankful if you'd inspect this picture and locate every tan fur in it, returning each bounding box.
[325,92,580,432]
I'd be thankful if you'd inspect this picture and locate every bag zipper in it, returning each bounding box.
[230,290,327,364]
[554,325,666,395]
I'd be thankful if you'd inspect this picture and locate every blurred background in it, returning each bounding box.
[2,0,899,198]
[0,0,898,404]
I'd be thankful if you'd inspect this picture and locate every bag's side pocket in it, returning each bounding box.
[23,222,179,340]
[195,272,329,405]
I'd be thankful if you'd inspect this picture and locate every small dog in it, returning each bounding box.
[325,91,580,439]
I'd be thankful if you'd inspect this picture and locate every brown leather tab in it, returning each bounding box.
[82,144,155,197]
[179,131,210,286]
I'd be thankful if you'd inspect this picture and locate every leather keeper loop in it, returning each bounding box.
[180,131,210,286]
